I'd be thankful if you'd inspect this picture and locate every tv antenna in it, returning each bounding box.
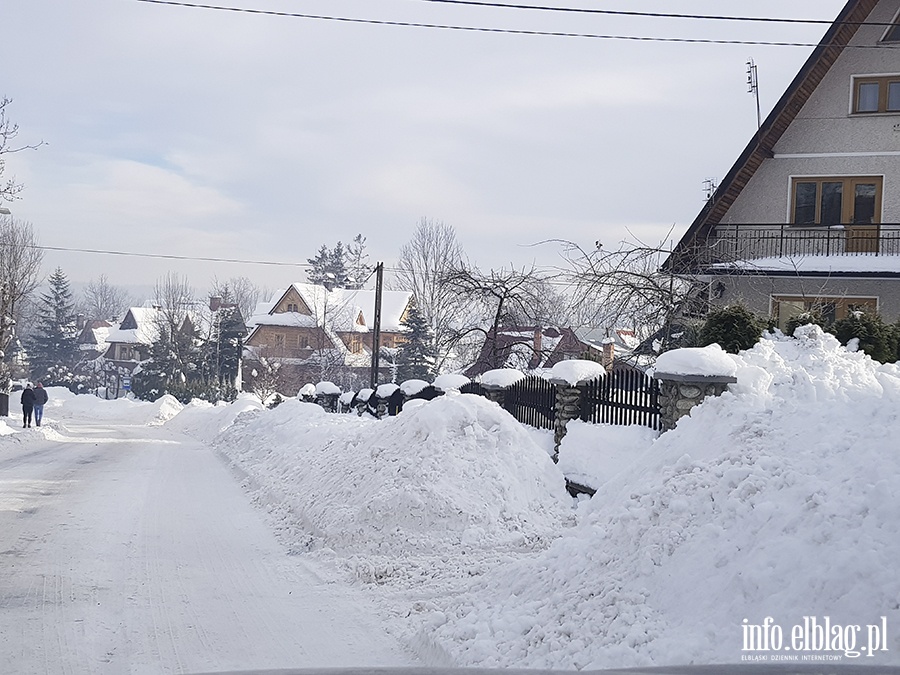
[747,58,761,130]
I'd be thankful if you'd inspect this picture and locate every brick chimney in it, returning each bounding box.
[209,296,223,312]
[601,337,615,372]
[533,327,543,355]
[76,313,85,330]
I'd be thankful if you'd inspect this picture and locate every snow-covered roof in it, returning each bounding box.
[247,283,412,334]
[105,307,161,346]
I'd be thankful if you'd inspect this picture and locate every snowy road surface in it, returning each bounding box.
[0,420,416,674]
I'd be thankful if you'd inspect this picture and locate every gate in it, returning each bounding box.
[580,370,660,430]
[504,375,556,430]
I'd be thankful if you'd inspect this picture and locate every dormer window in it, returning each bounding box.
[853,76,900,114]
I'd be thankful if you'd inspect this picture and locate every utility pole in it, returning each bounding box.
[747,58,761,130]
[369,262,384,388]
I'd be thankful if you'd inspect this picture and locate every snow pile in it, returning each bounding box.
[165,395,263,443]
[654,344,738,378]
[550,359,605,385]
[212,392,572,583]
[556,421,659,490]
[479,369,526,388]
[400,379,429,396]
[376,383,399,398]
[315,381,341,396]
[428,327,900,668]
[147,394,184,425]
[433,374,470,391]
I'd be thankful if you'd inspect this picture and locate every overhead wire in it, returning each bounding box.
[406,0,884,27]
[130,0,878,48]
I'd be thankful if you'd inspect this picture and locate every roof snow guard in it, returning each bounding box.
[665,0,879,273]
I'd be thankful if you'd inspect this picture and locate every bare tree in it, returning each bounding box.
[1,97,42,206]
[154,272,195,333]
[344,234,369,290]
[394,218,465,370]
[0,216,43,390]
[82,274,132,321]
[443,264,557,371]
[209,275,260,322]
[555,237,708,352]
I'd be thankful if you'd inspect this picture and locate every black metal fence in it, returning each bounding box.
[502,375,556,431]
[579,370,661,430]
[336,369,660,432]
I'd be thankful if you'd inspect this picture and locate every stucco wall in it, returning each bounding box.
[721,0,900,225]
[712,274,900,321]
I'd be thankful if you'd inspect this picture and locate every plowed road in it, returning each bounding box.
[0,419,415,674]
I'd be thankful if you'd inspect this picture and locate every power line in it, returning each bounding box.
[131,0,859,47]
[408,0,881,27]
[16,242,317,269]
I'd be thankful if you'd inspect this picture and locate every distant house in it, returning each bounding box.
[102,307,165,370]
[243,282,413,390]
[75,318,113,362]
[666,0,900,330]
[465,326,611,378]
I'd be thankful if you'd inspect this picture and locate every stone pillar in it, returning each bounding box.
[654,373,736,432]
[551,380,583,461]
[481,384,507,407]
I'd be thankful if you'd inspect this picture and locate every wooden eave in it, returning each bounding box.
[665,0,879,272]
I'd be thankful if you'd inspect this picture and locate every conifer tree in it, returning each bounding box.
[28,267,79,386]
[396,300,436,382]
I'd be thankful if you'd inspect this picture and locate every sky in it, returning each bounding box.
[1,0,849,298]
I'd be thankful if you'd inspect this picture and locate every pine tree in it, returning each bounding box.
[396,301,436,382]
[27,267,79,386]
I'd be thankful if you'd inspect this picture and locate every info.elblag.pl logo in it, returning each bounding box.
[741,617,890,661]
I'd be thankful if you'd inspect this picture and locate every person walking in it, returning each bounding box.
[21,383,36,428]
[33,382,48,427]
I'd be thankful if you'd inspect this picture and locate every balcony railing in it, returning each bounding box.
[707,224,900,263]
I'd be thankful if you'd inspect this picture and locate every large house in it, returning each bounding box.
[667,0,900,331]
[243,282,413,390]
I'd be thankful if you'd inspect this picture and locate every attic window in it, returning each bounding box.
[853,76,900,113]
[286,303,299,313]
[883,13,900,42]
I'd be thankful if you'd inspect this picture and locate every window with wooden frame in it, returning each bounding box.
[773,296,878,332]
[791,176,882,226]
[852,76,900,113]
[273,333,285,349]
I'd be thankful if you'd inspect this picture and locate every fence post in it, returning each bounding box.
[481,383,508,408]
[653,373,736,432]
[550,379,584,461]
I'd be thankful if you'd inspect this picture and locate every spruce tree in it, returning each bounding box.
[28,267,79,386]
[396,301,436,382]
[307,241,351,288]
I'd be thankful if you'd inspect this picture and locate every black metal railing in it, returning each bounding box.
[707,224,900,262]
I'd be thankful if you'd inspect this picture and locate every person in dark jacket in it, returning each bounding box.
[33,382,48,427]
[21,383,36,428]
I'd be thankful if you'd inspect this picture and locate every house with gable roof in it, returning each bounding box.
[243,282,413,390]
[666,0,900,331]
